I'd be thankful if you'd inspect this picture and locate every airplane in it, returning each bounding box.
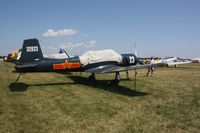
[14,38,165,83]
[3,49,22,63]
[153,56,191,67]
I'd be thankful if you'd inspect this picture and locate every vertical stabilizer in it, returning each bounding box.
[19,38,44,63]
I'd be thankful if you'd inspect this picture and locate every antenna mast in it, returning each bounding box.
[134,43,137,57]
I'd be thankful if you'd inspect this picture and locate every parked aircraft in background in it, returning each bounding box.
[14,38,164,83]
[192,58,200,63]
[153,56,191,67]
[3,49,22,63]
[139,56,191,67]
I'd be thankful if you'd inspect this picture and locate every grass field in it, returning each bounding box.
[0,62,200,133]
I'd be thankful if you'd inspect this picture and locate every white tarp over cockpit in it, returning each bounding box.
[79,49,122,66]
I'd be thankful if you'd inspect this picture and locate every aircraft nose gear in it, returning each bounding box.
[88,73,96,81]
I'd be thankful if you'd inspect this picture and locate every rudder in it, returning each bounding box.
[19,38,44,63]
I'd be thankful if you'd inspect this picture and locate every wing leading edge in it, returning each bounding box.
[85,63,165,74]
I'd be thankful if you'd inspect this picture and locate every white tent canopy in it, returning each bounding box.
[79,49,122,66]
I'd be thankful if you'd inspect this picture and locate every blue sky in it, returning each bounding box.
[0,0,200,58]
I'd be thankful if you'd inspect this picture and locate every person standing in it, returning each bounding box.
[146,57,155,77]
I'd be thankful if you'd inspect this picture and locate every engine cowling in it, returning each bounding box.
[121,54,138,66]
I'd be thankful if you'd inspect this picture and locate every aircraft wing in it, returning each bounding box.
[85,63,165,74]
[167,61,192,66]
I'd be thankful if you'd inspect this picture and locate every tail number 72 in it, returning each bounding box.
[129,56,135,63]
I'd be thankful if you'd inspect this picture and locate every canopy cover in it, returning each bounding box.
[79,49,122,66]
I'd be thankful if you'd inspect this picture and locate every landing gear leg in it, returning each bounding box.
[134,69,137,89]
[88,73,96,81]
[112,72,120,84]
[126,71,132,80]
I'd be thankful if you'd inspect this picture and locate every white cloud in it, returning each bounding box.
[59,40,96,50]
[43,28,78,37]
[84,40,96,48]
[59,42,84,49]
[46,40,96,54]
[89,40,96,45]
[47,46,58,51]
